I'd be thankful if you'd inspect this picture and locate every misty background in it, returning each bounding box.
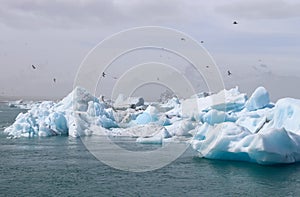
[0,0,300,101]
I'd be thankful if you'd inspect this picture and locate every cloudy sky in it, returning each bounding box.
[1,0,300,101]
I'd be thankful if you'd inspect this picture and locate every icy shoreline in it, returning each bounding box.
[4,86,300,164]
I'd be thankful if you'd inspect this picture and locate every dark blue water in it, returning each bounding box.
[1,103,300,196]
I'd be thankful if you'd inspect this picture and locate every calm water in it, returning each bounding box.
[1,103,300,196]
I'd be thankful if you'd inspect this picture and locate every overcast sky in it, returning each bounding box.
[1,0,300,101]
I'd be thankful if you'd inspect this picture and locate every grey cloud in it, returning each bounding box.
[215,0,300,20]
[0,0,192,29]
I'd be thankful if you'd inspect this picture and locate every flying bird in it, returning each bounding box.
[233,21,238,25]
[227,70,232,76]
[53,78,56,83]
[200,41,204,43]
[102,72,106,77]
[31,65,36,69]
[181,37,186,41]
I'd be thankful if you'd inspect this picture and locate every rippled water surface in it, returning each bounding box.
[1,103,300,196]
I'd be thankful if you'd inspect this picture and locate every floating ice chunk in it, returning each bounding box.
[6,84,300,165]
[4,87,117,138]
[8,99,36,109]
[8,99,23,107]
[246,86,270,111]
[136,136,163,144]
[192,120,300,164]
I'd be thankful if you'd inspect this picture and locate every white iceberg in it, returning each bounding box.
[4,87,117,137]
[191,87,300,164]
[5,85,300,165]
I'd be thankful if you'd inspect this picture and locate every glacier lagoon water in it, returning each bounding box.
[1,103,300,196]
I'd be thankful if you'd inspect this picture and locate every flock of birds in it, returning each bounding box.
[31,64,56,83]
[31,21,238,83]
[178,21,238,77]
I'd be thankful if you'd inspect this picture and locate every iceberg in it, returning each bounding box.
[191,122,300,164]
[191,87,300,164]
[4,85,300,165]
[4,87,117,137]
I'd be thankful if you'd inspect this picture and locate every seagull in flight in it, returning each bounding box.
[227,70,232,76]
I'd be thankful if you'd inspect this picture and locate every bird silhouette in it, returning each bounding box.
[102,72,106,77]
[181,37,186,41]
[200,41,204,43]
[53,78,56,83]
[31,65,36,69]
[233,21,238,25]
[227,70,232,76]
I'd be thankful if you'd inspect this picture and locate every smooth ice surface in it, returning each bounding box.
[4,86,300,165]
